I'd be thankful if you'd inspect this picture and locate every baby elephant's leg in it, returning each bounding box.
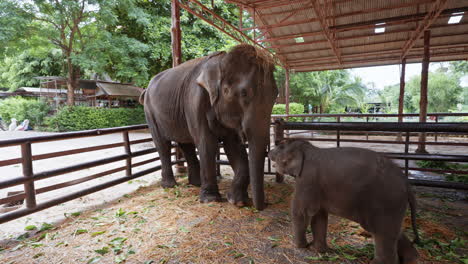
[397,233,419,264]
[310,209,329,253]
[292,212,311,248]
[371,233,399,264]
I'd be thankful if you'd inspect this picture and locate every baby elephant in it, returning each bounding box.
[269,140,420,264]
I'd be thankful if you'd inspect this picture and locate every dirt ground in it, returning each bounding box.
[0,131,466,263]
[0,174,466,264]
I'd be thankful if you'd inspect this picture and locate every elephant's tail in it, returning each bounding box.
[407,185,421,244]
[139,89,146,105]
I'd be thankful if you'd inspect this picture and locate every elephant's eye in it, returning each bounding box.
[240,89,247,97]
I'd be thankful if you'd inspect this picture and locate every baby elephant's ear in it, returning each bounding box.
[288,148,305,178]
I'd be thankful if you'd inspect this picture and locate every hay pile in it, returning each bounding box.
[0,175,465,264]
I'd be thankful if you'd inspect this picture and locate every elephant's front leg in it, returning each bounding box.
[310,209,329,253]
[292,211,311,248]
[224,135,249,207]
[197,139,222,203]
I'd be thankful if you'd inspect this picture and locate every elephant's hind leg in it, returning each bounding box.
[397,233,419,264]
[179,143,201,186]
[147,119,177,188]
[371,233,399,264]
[158,139,177,188]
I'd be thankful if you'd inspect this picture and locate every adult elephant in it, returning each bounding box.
[140,44,278,210]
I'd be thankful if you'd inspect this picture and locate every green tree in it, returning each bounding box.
[1,0,151,105]
[288,70,367,113]
[0,49,63,90]
[406,72,462,113]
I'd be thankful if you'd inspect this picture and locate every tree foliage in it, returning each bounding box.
[285,69,367,113]
[0,97,51,127]
[381,69,463,113]
[0,0,238,97]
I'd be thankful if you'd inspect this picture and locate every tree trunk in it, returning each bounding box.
[66,59,79,106]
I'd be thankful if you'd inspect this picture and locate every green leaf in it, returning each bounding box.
[179,226,190,233]
[39,223,54,232]
[267,236,281,242]
[94,246,109,255]
[342,253,357,260]
[115,254,127,263]
[74,229,88,235]
[91,231,106,237]
[30,243,43,248]
[24,225,37,231]
[115,208,126,217]
[87,256,101,264]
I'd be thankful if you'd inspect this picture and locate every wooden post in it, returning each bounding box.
[123,131,132,177]
[21,143,36,209]
[397,58,406,141]
[171,0,182,67]
[398,58,406,123]
[285,69,290,120]
[416,30,430,154]
[239,5,243,30]
[171,0,186,173]
[273,119,285,183]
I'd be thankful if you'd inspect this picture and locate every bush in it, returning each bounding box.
[0,97,51,127]
[416,160,468,184]
[272,103,304,122]
[44,106,146,131]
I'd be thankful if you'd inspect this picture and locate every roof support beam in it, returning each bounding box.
[311,0,341,65]
[177,0,280,64]
[280,31,468,57]
[398,58,406,124]
[331,6,463,32]
[401,0,447,59]
[290,49,468,71]
[261,17,468,44]
[416,30,431,153]
[288,43,468,65]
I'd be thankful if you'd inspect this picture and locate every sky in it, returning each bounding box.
[349,62,448,90]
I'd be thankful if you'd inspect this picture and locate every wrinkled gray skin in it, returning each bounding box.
[269,140,420,264]
[140,45,277,210]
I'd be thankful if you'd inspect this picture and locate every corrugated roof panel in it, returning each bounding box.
[225,0,468,71]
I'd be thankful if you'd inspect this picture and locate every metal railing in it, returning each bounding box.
[271,119,468,190]
[271,112,468,122]
[1,117,467,224]
[0,124,180,224]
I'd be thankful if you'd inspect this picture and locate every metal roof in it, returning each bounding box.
[95,82,143,98]
[225,0,468,71]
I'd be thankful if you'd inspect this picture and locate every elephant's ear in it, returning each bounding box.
[196,52,225,105]
[288,148,305,178]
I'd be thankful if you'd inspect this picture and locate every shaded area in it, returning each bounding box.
[0,175,465,263]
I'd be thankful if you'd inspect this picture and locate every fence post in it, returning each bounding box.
[405,131,410,178]
[435,115,438,142]
[336,116,341,148]
[123,131,132,177]
[273,119,285,183]
[175,146,187,174]
[366,116,369,140]
[21,142,36,209]
[216,143,221,179]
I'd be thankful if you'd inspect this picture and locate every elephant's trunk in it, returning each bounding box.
[245,116,270,210]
